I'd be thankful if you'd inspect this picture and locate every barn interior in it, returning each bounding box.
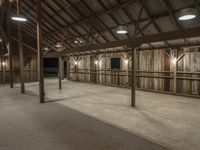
[0,0,200,150]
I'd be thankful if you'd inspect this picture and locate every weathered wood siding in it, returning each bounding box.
[0,56,38,83]
[68,48,200,96]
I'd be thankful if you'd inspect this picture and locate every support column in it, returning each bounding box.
[6,2,13,88]
[173,49,178,93]
[17,0,25,93]
[131,48,137,107]
[37,0,45,103]
[59,57,62,90]
[96,59,99,84]
[8,40,13,88]
[66,57,70,80]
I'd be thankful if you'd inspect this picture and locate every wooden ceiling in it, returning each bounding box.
[1,0,200,56]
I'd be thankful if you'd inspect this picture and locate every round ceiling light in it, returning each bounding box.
[11,15,27,22]
[116,26,128,34]
[0,38,2,42]
[44,47,49,51]
[55,43,63,48]
[178,8,196,21]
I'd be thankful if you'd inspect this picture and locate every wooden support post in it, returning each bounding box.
[125,54,129,87]
[8,43,13,88]
[17,0,25,93]
[173,49,178,93]
[66,57,69,80]
[96,59,99,84]
[131,48,137,107]
[0,57,4,83]
[59,57,62,90]
[37,0,45,103]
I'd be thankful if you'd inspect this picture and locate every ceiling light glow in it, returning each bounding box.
[11,15,27,22]
[44,47,49,51]
[55,43,63,48]
[116,26,128,34]
[94,60,98,65]
[178,8,196,21]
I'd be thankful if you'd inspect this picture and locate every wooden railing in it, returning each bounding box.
[68,68,200,97]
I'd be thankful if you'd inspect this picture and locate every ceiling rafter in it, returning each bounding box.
[67,1,108,42]
[115,0,154,49]
[6,0,199,55]
[162,0,189,46]
[139,0,171,47]
[43,0,100,47]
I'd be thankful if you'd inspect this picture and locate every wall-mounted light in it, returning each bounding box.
[116,26,128,34]
[11,15,27,22]
[1,62,6,66]
[94,60,98,65]
[178,8,196,21]
[124,59,129,65]
[0,38,2,42]
[74,61,78,65]
[172,57,177,65]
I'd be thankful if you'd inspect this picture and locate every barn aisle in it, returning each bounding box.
[21,79,200,150]
[0,81,168,150]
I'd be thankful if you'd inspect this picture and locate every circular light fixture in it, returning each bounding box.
[55,43,63,48]
[0,38,2,42]
[116,26,128,34]
[44,47,49,51]
[178,8,196,21]
[74,39,84,44]
[11,15,27,22]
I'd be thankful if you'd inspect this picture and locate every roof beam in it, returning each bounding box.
[58,27,200,55]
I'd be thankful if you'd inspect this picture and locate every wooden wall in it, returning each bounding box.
[0,56,38,83]
[68,48,200,97]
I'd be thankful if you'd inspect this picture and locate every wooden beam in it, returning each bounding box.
[58,27,200,55]
[12,37,37,52]
[37,0,45,103]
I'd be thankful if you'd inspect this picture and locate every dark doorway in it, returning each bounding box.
[111,58,121,69]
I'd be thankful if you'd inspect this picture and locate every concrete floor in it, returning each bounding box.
[1,79,200,150]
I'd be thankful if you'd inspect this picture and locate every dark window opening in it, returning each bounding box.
[111,58,121,70]
[44,58,58,76]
